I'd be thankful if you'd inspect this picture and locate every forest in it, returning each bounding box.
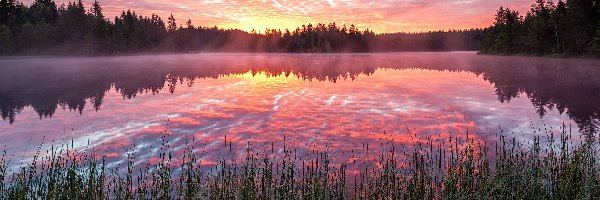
[481,0,600,56]
[0,0,599,56]
[0,0,481,55]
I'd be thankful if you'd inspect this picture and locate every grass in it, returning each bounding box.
[0,126,599,199]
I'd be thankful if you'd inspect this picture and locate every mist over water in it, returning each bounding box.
[0,52,598,168]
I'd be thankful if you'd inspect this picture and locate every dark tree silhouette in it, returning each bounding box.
[481,0,600,56]
[0,0,484,55]
[3,0,597,56]
[167,13,177,33]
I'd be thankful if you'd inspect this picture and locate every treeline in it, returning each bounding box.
[0,0,482,55]
[481,0,600,56]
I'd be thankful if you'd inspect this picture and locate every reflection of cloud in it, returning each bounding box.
[0,54,586,170]
[22,0,531,33]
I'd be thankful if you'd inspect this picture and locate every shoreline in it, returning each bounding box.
[2,51,598,60]
[477,52,600,59]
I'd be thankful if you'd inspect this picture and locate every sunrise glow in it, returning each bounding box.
[22,0,532,33]
[3,0,600,198]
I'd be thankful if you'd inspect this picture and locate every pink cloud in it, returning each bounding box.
[22,0,532,32]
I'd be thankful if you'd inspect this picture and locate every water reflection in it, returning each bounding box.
[1,53,598,133]
[1,53,599,170]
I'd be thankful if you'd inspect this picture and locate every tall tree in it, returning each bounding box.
[88,0,108,55]
[167,14,177,32]
[90,0,103,19]
[483,7,522,54]
[553,0,568,53]
[524,0,554,54]
[57,0,89,45]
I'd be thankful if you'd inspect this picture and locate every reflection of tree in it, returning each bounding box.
[0,94,25,124]
[0,54,599,134]
[477,60,600,134]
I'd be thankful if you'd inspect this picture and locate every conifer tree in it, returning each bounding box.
[167,14,177,32]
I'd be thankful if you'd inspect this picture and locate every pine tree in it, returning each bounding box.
[56,0,89,52]
[486,7,522,54]
[167,14,177,32]
[88,0,108,55]
[186,19,193,29]
[90,0,103,19]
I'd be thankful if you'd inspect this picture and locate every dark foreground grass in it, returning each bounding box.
[1,127,599,199]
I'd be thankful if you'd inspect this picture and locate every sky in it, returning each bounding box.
[25,0,532,34]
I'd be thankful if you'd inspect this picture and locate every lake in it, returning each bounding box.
[1,52,599,167]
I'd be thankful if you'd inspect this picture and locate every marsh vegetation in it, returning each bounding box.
[1,125,598,199]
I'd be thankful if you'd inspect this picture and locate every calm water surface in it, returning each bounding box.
[0,52,599,167]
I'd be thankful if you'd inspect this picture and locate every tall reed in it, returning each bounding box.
[0,127,598,199]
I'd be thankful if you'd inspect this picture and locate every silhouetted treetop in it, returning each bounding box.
[481,0,600,56]
[0,0,482,55]
[1,0,597,56]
